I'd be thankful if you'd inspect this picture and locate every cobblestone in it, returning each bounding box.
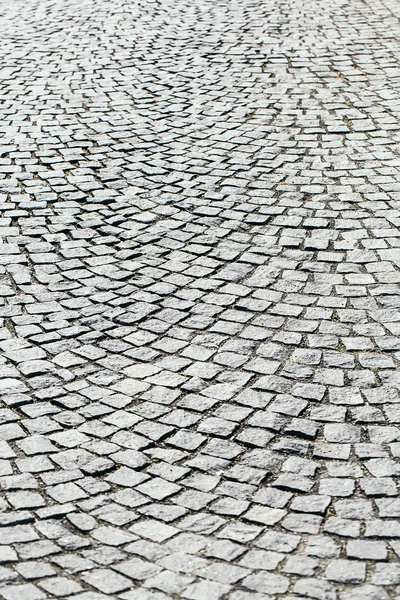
[0,0,400,597]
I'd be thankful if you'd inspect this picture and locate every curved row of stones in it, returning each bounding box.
[0,0,399,598]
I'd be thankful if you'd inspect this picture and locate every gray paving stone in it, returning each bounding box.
[0,0,400,596]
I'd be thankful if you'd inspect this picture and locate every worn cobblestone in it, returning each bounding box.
[0,0,400,597]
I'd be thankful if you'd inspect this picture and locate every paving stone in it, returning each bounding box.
[347,540,387,561]
[0,0,400,597]
[325,559,366,584]
[82,569,132,594]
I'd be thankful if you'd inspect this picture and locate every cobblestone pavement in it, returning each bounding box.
[1,0,400,598]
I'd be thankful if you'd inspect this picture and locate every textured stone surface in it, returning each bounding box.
[0,0,400,597]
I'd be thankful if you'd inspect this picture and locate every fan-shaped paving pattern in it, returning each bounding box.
[0,0,400,598]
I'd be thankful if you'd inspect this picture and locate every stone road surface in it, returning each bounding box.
[0,0,400,598]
